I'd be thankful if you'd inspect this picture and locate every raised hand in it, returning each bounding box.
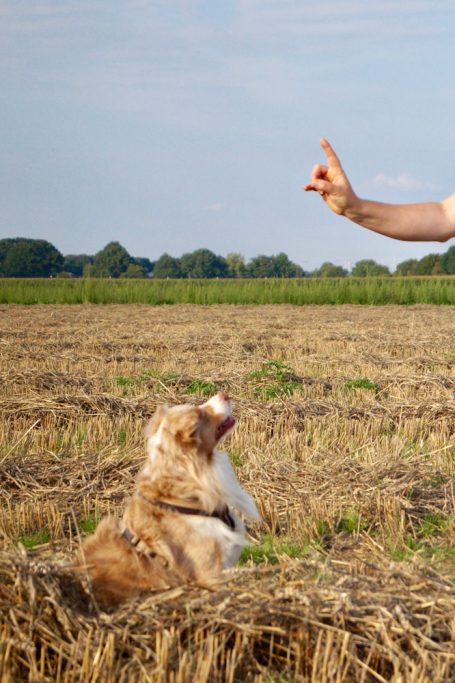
[304,138,358,216]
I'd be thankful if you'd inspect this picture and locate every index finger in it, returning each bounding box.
[320,138,342,169]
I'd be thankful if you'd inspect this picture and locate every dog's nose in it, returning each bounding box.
[219,390,229,402]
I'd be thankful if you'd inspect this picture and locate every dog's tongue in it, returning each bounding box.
[216,416,235,440]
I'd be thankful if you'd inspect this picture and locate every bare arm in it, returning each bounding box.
[304,139,455,243]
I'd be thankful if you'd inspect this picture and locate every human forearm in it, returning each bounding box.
[306,139,455,243]
[343,197,455,243]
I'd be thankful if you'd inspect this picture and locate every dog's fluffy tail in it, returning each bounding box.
[81,517,173,605]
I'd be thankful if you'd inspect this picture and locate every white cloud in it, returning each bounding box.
[206,203,224,211]
[374,173,437,192]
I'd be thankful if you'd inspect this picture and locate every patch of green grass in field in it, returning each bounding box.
[337,510,369,534]
[256,382,301,400]
[75,429,88,447]
[113,368,178,394]
[248,360,302,399]
[185,380,217,397]
[239,539,278,565]
[239,534,313,565]
[78,515,99,534]
[248,359,294,380]
[17,529,50,549]
[427,545,455,563]
[388,544,413,562]
[313,519,331,539]
[419,513,451,538]
[343,378,381,392]
[138,368,178,383]
[229,448,243,468]
[116,429,128,446]
[114,376,136,396]
[55,435,66,452]
[114,375,135,388]
[387,514,455,563]
[387,535,426,561]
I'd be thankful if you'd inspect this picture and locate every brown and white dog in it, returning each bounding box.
[82,392,259,605]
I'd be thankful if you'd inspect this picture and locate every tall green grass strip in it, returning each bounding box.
[0,277,454,305]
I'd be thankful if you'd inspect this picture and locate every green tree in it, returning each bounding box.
[247,253,303,278]
[92,242,131,278]
[441,245,455,274]
[0,239,23,275]
[153,253,182,278]
[351,259,390,277]
[63,254,93,277]
[247,255,276,278]
[395,258,419,276]
[315,261,348,278]
[180,249,227,278]
[1,238,63,277]
[120,263,148,278]
[415,254,442,275]
[132,257,154,275]
[273,252,303,277]
[226,252,246,278]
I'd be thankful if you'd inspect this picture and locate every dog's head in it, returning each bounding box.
[144,392,235,463]
[141,391,259,521]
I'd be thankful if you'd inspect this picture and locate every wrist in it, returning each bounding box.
[341,193,363,221]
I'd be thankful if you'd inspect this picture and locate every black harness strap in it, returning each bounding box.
[122,498,236,556]
[137,493,236,531]
[150,498,236,531]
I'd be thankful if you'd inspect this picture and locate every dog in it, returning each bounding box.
[81,392,259,605]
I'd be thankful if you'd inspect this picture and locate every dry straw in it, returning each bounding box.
[1,304,454,681]
[1,547,455,682]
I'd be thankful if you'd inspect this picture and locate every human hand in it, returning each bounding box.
[304,138,358,216]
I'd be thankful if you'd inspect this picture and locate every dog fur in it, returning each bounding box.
[81,393,259,605]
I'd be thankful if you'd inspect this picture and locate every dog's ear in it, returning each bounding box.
[143,404,168,439]
[171,408,201,447]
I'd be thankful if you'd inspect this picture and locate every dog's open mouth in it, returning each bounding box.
[216,416,235,441]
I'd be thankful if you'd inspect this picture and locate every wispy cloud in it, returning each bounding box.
[374,173,438,192]
[206,203,224,212]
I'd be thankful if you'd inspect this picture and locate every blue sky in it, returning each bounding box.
[1,0,454,271]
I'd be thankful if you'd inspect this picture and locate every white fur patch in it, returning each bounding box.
[185,450,259,568]
[202,393,232,419]
[141,397,259,569]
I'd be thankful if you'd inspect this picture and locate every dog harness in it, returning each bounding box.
[149,499,236,531]
[121,527,157,558]
[121,499,236,557]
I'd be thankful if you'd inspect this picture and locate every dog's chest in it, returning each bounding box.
[187,514,246,568]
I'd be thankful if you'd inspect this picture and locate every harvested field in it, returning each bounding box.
[1,303,455,682]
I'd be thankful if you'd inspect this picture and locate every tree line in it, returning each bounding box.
[0,237,454,278]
